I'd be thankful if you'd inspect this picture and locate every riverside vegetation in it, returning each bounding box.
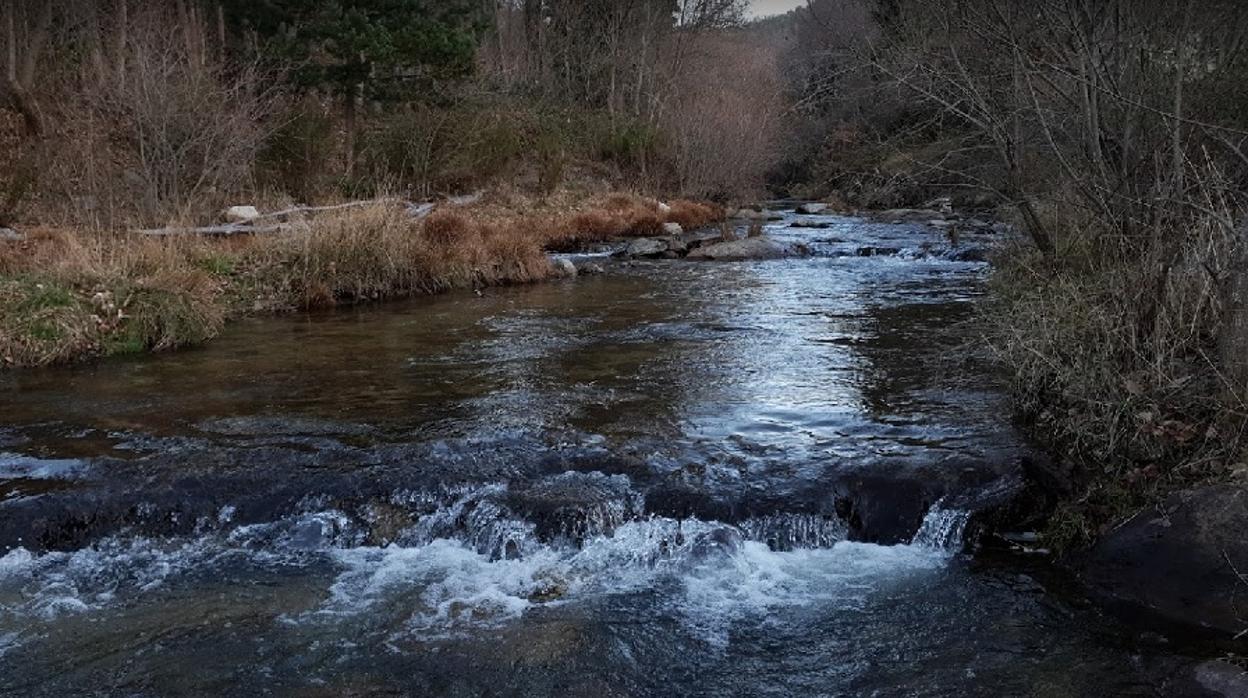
[1,1,746,366]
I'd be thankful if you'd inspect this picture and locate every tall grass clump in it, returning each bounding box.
[984,206,1248,548]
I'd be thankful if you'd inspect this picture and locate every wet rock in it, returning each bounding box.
[687,237,809,261]
[0,227,23,242]
[551,258,578,278]
[663,237,688,255]
[946,246,990,263]
[856,246,903,257]
[363,501,414,547]
[224,205,261,224]
[678,229,724,248]
[789,221,833,229]
[505,472,643,544]
[835,475,940,545]
[1074,485,1248,640]
[874,208,950,224]
[622,237,669,259]
[797,203,828,215]
[1193,660,1248,697]
[580,262,606,275]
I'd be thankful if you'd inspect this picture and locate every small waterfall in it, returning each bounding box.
[909,502,970,553]
[737,513,847,551]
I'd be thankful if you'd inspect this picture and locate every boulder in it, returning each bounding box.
[732,208,767,220]
[687,237,809,261]
[1074,485,1248,639]
[679,229,724,248]
[225,205,261,224]
[657,202,672,215]
[663,236,688,254]
[662,222,684,236]
[1194,661,1248,697]
[946,246,990,263]
[622,237,669,258]
[580,263,606,275]
[551,258,578,278]
[0,227,23,242]
[796,203,828,215]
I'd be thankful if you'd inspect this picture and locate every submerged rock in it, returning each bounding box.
[1074,484,1248,640]
[687,237,810,261]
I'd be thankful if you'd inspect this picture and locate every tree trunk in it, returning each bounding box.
[3,8,43,137]
[343,83,358,177]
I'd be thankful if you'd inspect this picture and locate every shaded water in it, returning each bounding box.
[0,211,1194,695]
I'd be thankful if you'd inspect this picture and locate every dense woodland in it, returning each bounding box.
[5,0,1248,542]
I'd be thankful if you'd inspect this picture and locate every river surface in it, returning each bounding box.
[0,210,1198,695]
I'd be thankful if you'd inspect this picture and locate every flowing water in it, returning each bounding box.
[0,210,1196,695]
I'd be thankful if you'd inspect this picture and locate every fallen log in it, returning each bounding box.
[136,198,439,237]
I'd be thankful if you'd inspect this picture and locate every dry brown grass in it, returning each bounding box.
[1,190,725,367]
[667,200,723,231]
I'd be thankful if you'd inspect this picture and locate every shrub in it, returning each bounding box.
[666,200,722,230]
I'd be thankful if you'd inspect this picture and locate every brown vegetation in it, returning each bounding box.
[0,191,724,367]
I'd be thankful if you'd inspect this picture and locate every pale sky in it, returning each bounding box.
[748,0,807,18]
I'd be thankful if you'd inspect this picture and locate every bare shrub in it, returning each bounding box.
[42,4,277,227]
[658,32,784,199]
[666,200,722,230]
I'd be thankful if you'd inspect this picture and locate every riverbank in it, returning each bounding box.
[0,191,723,368]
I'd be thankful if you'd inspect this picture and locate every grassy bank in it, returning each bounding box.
[983,215,1248,549]
[0,192,722,368]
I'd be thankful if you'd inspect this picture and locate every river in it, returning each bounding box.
[0,209,1197,695]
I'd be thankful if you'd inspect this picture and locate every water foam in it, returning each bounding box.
[0,486,972,650]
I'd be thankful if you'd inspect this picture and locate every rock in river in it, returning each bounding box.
[687,237,809,261]
[551,257,578,277]
[1073,484,1248,639]
[797,203,828,215]
[623,237,669,258]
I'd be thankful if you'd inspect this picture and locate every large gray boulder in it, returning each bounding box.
[1074,484,1248,639]
[687,237,809,261]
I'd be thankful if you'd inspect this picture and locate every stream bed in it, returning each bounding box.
[0,210,1202,695]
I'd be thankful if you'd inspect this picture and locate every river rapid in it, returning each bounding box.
[0,209,1199,695]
